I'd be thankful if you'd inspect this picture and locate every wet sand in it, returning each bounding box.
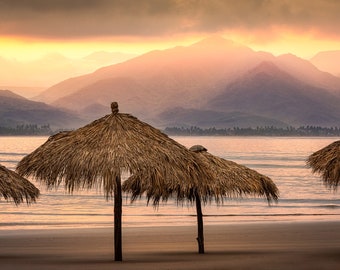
[0,221,340,270]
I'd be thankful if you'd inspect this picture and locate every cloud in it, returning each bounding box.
[0,0,339,39]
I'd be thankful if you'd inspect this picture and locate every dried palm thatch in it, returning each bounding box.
[16,102,214,261]
[189,145,279,202]
[16,106,214,202]
[0,164,39,205]
[307,140,340,189]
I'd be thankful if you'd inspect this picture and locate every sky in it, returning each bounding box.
[1,0,340,61]
[1,0,340,92]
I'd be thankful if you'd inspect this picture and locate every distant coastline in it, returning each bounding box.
[164,126,340,137]
[1,124,340,137]
[0,124,53,136]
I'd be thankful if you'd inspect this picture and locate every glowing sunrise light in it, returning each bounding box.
[221,28,340,59]
[0,35,203,62]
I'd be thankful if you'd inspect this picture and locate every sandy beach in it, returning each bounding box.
[1,221,340,269]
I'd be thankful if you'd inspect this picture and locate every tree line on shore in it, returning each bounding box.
[1,124,340,136]
[164,126,340,136]
[0,124,52,135]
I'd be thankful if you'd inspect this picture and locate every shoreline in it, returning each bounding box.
[1,220,340,269]
[1,214,340,231]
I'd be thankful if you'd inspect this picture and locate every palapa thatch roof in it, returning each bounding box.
[123,144,278,205]
[188,145,279,202]
[16,102,214,202]
[307,140,340,189]
[0,164,39,205]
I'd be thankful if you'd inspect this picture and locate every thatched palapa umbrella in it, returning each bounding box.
[188,145,278,253]
[0,164,39,205]
[307,140,340,189]
[16,102,215,261]
[191,145,279,253]
[123,144,279,254]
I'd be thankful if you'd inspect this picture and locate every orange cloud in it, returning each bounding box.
[0,0,339,40]
[1,0,339,61]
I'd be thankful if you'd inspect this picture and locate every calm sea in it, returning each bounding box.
[1,136,339,230]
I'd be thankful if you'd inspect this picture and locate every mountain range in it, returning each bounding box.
[0,90,85,129]
[0,51,136,97]
[310,50,340,77]
[2,36,340,130]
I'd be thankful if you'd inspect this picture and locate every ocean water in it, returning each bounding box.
[0,136,339,230]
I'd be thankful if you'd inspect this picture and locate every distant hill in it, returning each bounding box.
[310,50,340,77]
[32,37,340,128]
[0,86,46,99]
[158,107,288,128]
[207,62,340,127]
[0,90,86,129]
[0,51,137,89]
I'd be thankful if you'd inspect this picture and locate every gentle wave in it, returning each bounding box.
[0,159,20,163]
[0,152,28,156]
[203,213,340,217]
[0,222,113,228]
[0,212,113,217]
[225,155,307,162]
[243,163,306,169]
[315,204,340,209]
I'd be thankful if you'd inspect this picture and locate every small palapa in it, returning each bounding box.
[124,144,279,254]
[189,144,278,254]
[307,140,340,189]
[0,164,39,205]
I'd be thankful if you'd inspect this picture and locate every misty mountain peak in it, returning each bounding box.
[0,89,26,100]
[245,61,299,84]
[249,61,281,74]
